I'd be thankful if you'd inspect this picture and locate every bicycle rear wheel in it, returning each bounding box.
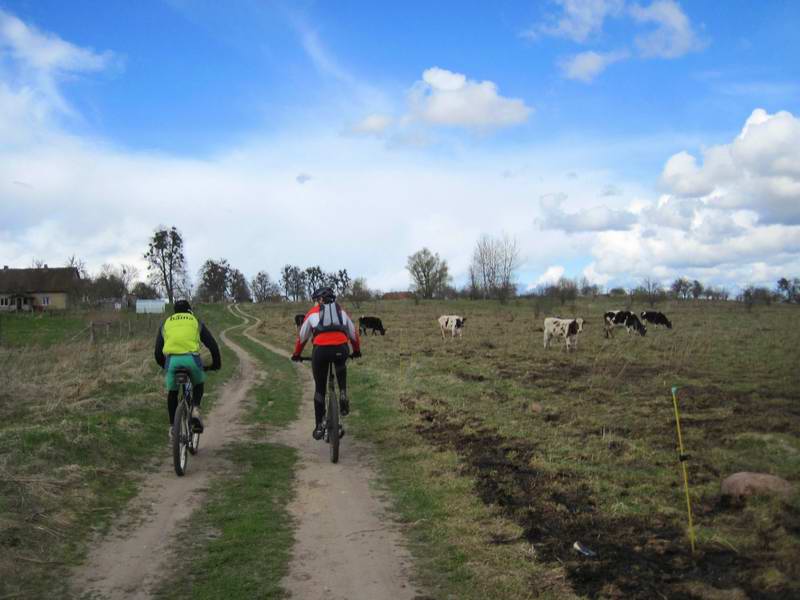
[327,369,340,463]
[172,400,190,476]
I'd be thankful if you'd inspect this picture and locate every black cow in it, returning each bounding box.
[359,316,386,336]
[294,313,305,329]
[604,310,647,337]
[640,311,672,329]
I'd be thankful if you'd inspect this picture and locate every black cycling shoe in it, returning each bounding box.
[339,392,350,416]
[190,408,204,433]
[312,423,325,440]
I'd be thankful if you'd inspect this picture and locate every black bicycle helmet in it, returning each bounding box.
[311,286,336,303]
[174,299,192,313]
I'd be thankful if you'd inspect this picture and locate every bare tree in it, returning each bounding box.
[470,233,520,302]
[406,248,450,299]
[30,257,47,268]
[640,277,664,306]
[251,271,281,303]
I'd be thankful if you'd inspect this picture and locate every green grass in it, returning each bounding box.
[155,443,297,600]
[0,303,242,598]
[244,297,800,600]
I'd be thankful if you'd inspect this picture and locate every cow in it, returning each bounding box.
[544,317,584,352]
[438,315,466,339]
[604,310,646,337]
[294,313,305,330]
[640,310,672,329]
[359,316,386,336]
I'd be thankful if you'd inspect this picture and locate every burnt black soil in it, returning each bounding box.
[407,400,792,599]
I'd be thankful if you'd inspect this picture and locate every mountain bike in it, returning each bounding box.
[172,367,203,476]
[298,356,349,463]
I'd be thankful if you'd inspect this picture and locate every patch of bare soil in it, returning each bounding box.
[406,400,793,600]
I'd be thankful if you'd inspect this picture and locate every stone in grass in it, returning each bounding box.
[528,401,543,414]
[720,472,792,499]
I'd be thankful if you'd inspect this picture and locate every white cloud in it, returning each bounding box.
[408,67,531,129]
[601,183,622,196]
[0,9,111,74]
[560,49,629,82]
[538,193,638,231]
[660,108,800,224]
[296,173,312,184]
[347,114,393,136]
[527,0,625,43]
[629,0,705,59]
[534,265,566,287]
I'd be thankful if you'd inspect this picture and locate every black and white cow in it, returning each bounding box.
[438,315,466,339]
[543,317,584,351]
[604,310,646,337]
[640,310,672,329]
[294,313,305,330]
[359,316,386,336]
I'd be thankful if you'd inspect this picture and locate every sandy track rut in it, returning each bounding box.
[233,305,419,600]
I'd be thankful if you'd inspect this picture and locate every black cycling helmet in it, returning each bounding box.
[311,286,336,303]
[174,299,192,313]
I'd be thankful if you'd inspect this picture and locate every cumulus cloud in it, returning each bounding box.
[660,108,800,224]
[560,49,629,82]
[629,0,705,58]
[526,0,625,43]
[538,193,638,231]
[408,67,531,129]
[534,265,566,287]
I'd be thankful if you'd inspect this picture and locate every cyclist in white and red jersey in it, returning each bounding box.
[291,286,362,440]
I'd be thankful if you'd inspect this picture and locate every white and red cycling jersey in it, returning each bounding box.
[293,302,361,356]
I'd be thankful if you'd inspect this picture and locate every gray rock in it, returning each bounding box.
[720,472,792,498]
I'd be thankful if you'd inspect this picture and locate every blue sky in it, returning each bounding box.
[1,1,799,293]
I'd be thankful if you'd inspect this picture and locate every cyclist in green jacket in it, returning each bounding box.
[154,300,221,439]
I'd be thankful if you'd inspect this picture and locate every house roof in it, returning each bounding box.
[0,267,80,294]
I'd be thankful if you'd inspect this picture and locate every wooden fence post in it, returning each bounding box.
[89,321,95,343]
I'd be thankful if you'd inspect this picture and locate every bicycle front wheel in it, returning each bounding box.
[172,401,190,476]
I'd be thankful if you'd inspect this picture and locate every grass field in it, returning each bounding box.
[0,305,241,598]
[243,297,800,600]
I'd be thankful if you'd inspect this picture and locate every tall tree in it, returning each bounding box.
[144,226,187,304]
[469,234,520,301]
[229,268,252,302]
[197,258,231,302]
[251,271,281,302]
[280,265,306,301]
[131,281,159,299]
[406,248,450,299]
[691,279,704,300]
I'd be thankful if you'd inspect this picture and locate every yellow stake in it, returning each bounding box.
[671,386,696,554]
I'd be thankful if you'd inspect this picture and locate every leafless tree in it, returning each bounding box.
[470,233,520,302]
[640,277,664,306]
[144,226,187,304]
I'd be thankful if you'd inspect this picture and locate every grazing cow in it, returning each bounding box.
[438,315,466,339]
[544,317,584,351]
[640,310,672,329]
[359,316,386,336]
[604,310,646,337]
[294,313,305,330]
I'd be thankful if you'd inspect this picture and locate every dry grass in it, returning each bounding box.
[244,298,800,600]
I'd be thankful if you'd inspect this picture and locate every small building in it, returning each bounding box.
[136,299,167,314]
[0,265,81,311]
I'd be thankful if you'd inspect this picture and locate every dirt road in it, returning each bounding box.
[71,306,419,600]
[233,305,420,600]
